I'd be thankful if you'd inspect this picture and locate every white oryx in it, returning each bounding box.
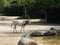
[11,19,30,32]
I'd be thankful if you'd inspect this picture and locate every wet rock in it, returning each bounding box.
[44,27,57,36]
[30,31,43,36]
[18,38,37,45]
[18,38,44,45]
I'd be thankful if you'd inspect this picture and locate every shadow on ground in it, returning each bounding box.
[30,22,60,26]
[2,32,24,34]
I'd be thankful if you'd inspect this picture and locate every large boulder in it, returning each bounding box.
[44,27,57,36]
[30,31,43,36]
[18,38,44,45]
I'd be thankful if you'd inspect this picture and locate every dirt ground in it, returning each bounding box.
[0,33,22,45]
[0,17,60,45]
[0,24,60,45]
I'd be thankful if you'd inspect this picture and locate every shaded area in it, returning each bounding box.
[4,8,60,23]
[2,32,22,34]
[4,7,23,16]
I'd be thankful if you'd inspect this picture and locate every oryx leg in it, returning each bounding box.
[20,26,25,32]
[13,25,17,32]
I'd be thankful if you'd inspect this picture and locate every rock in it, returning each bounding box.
[30,31,43,36]
[44,27,57,36]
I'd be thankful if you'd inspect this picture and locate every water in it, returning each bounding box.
[30,36,60,45]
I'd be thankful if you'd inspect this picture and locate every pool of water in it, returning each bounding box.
[30,36,60,45]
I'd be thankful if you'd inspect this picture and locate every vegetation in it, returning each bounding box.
[0,0,10,7]
[0,0,60,8]
[0,0,60,18]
